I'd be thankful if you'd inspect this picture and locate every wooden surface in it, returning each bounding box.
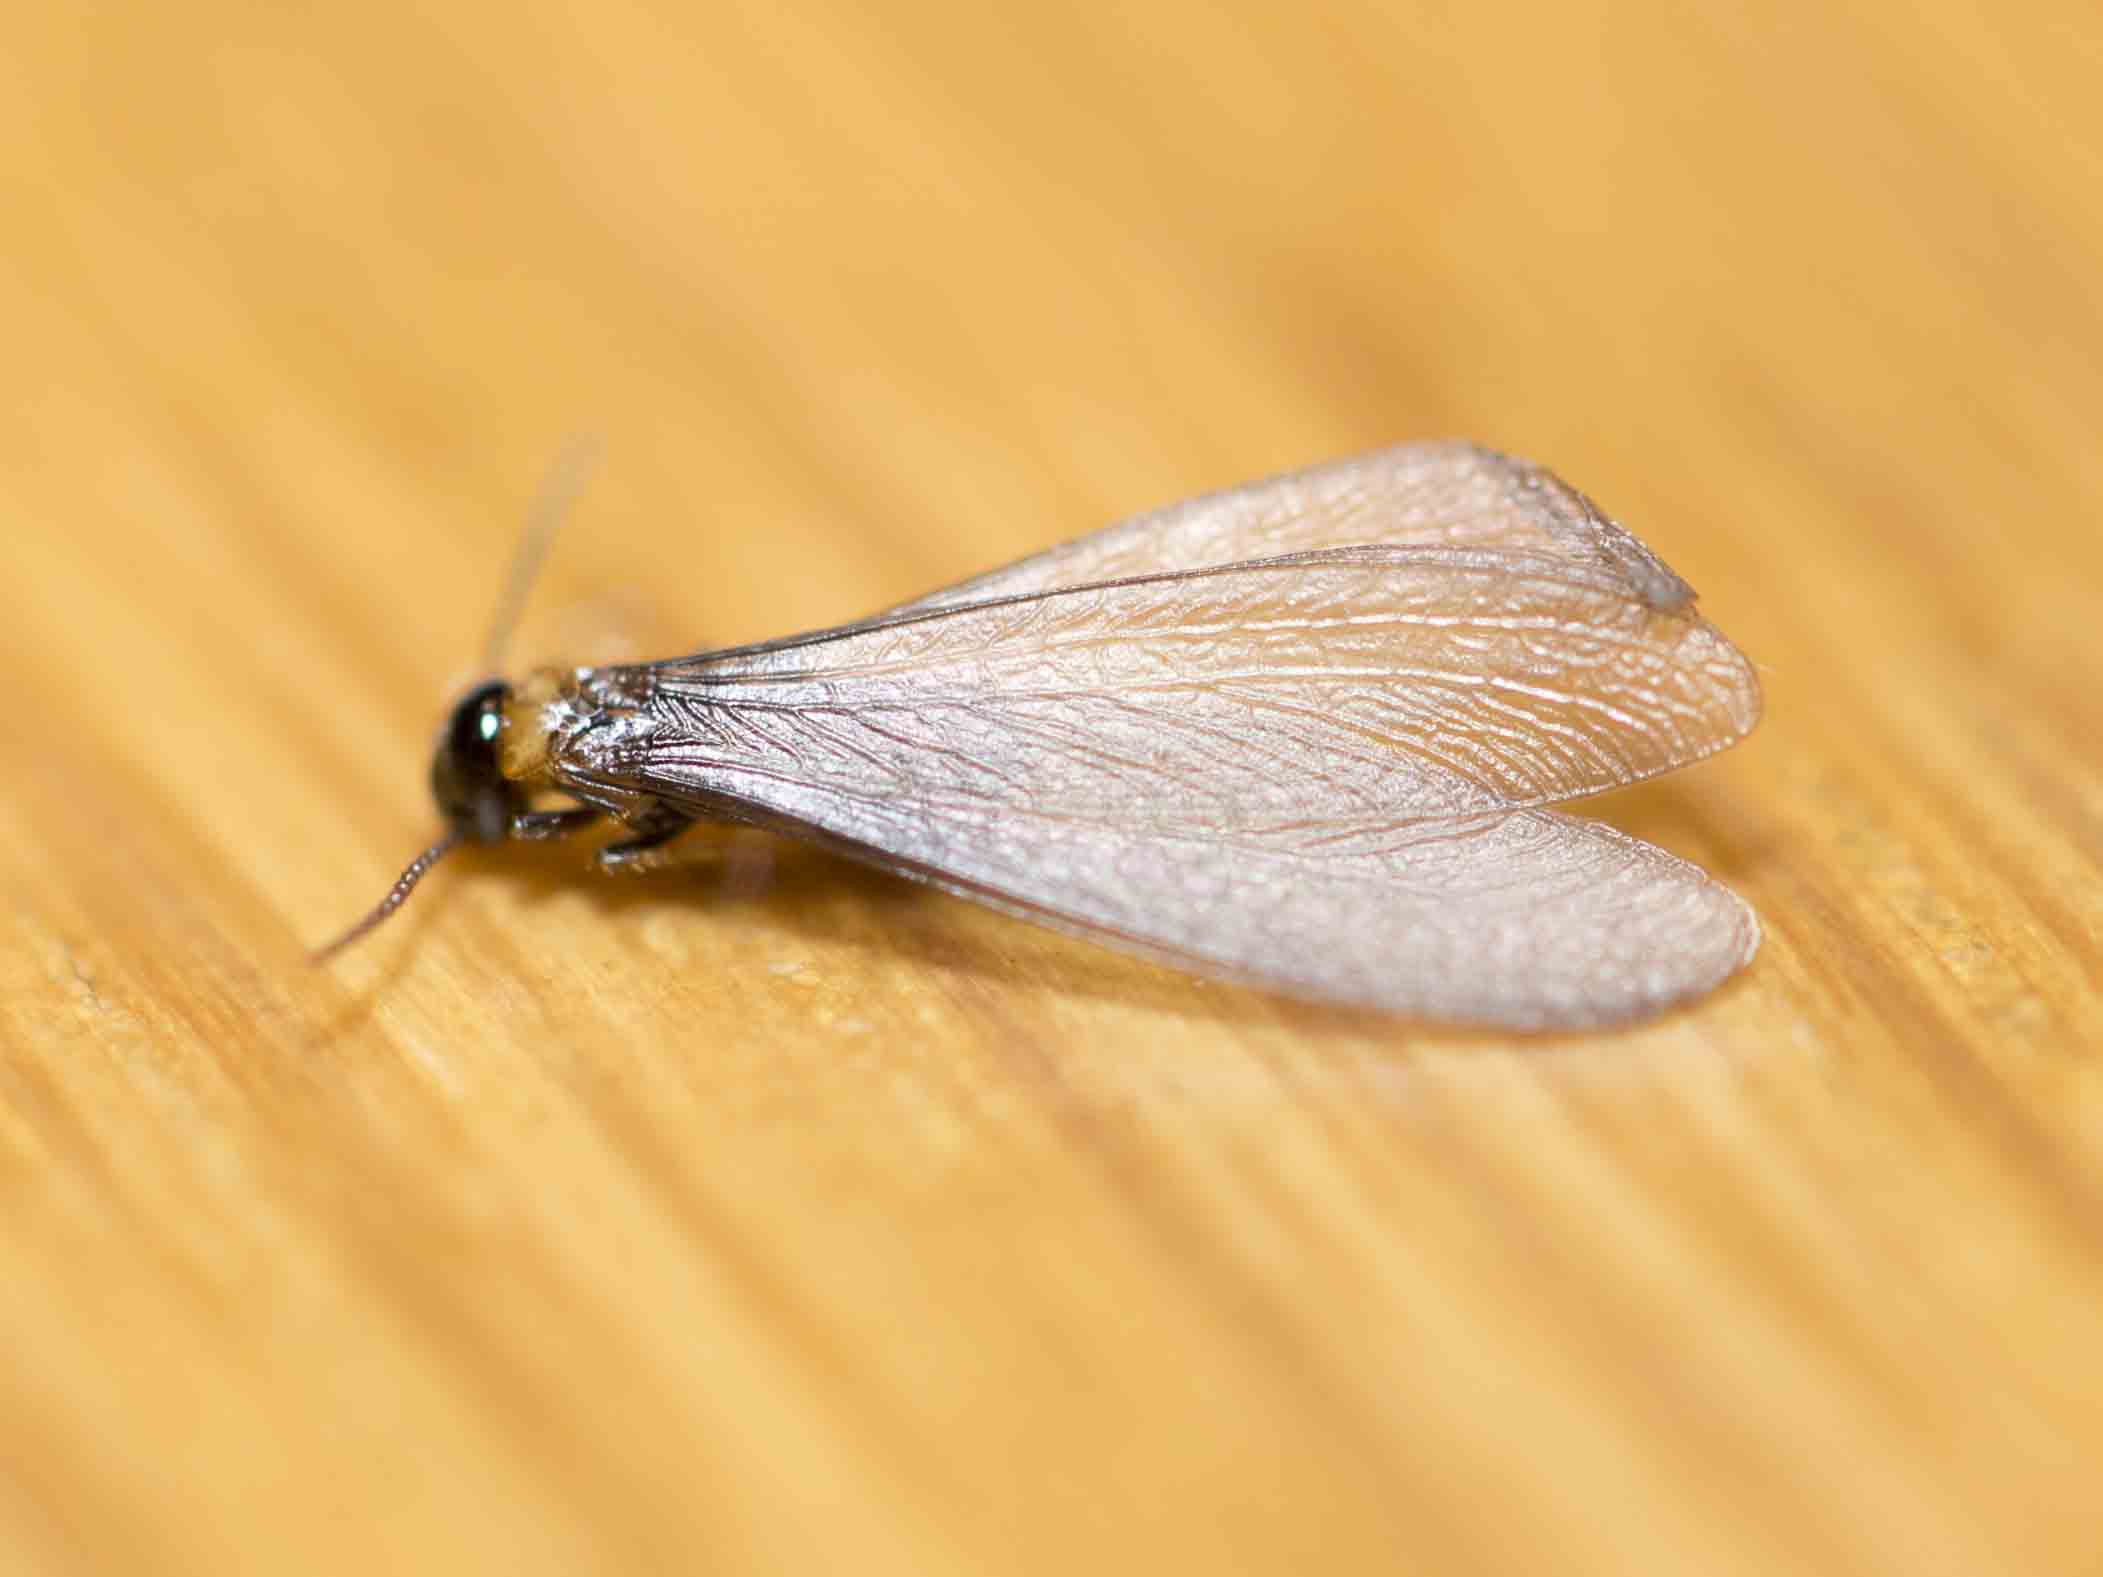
[4,3,2101,1572]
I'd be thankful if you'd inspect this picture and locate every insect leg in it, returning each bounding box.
[511,806,602,840]
[596,803,696,869]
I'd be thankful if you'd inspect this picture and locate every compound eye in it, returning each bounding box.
[445,681,509,766]
[431,680,515,842]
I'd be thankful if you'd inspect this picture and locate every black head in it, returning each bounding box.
[430,680,520,845]
[311,445,603,964]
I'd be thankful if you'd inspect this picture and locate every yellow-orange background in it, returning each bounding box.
[4,4,2100,1573]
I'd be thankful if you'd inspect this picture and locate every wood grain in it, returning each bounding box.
[5,3,2101,1572]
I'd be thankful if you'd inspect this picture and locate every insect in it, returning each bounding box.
[317,442,1762,1029]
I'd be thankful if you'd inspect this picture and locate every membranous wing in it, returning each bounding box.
[877,441,1699,618]
[562,544,1760,1027]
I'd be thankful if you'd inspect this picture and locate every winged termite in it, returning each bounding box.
[316,442,1761,1028]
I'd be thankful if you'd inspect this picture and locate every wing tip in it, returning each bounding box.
[1515,884,1761,1034]
[1444,440,1701,613]
[1681,615,1767,749]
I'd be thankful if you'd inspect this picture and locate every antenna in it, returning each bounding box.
[309,830,462,964]
[480,433,603,675]
[313,437,603,964]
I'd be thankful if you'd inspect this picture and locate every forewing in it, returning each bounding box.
[878,442,1698,617]
[637,548,1759,823]
[561,549,1760,1027]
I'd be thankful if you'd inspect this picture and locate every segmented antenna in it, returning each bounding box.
[314,437,602,964]
[309,831,463,964]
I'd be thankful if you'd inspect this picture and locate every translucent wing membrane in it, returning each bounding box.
[878,440,1698,617]
[555,531,1760,1027]
[729,806,1756,1031]
[643,551,1757,829]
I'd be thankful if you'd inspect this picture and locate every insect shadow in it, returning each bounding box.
[311,779,1753,1060]
[492,829,1374,1029]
